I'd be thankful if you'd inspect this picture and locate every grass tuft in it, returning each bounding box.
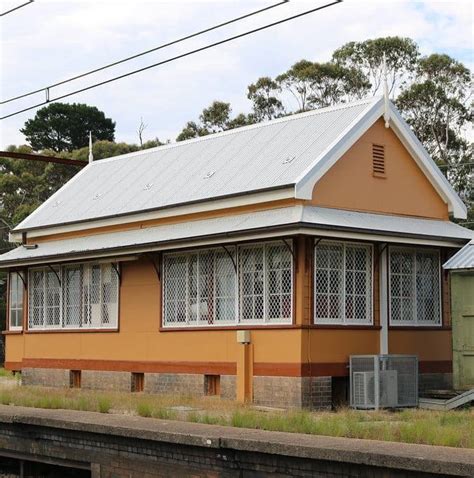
[0,383,472,448]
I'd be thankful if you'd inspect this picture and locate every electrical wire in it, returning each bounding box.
[1,0,288,105]
[0,0,342,120]
[0,0,33,17]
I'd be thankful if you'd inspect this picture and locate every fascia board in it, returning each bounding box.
[388,105,467,219]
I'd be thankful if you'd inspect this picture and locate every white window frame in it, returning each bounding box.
[161,241,294,328]
[27,261,119,331]
[313,240,373,326]
[388,246,442,327]
[8,272,24,331]
[162,247,238,328]
[238,242,293,325]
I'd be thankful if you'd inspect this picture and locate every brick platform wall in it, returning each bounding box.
[1,407,470,478]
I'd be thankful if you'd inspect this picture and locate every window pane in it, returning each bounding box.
[389,248,440,326]
[389,250,415,324]
[214,251,236,323]
[63,266,82,327]
[240,246,264,321]
[101,264,118,328]
[29,270,45,328]
[314,242,343,322]
[163,248,236,326]
[45,268,60,327]
[266,244,292,321]
[163,255,187,325]
[345,245,371,323]
[416,251,440,324]
[9,273,23,328]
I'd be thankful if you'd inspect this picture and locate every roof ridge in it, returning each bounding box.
[94,96,381,165]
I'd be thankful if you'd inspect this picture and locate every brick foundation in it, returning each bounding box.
[81,370,131,392]
[22,368,70,388]
[144,373,204,396]
[253,376,332,410]
[220,375,236,400]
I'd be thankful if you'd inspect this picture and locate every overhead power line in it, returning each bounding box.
[0,0,342,120]
[1,0,288,105]
[0,0,33,17]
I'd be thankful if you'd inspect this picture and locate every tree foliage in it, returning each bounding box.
[21,103,116,152]
[247,77,284,121]
[332,36,419,96]
[177,101,253,141]
[396,54,472,199]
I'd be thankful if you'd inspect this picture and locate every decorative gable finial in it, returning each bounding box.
[88,131,94,163]
[382,52,390,129]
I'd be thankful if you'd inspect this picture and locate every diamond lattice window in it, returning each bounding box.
[389,247,441,326]
[314,241,373,325]
[163,247,237,326]
[8,272,24,329]
[162,241,293,327]
[28,262,118,330]
[239,242,293,323]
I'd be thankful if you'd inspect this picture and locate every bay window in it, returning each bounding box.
[28,261,118,330]
[162,241,293,327]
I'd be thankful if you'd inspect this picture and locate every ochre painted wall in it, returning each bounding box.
[311,119,449,220]
[5,247,452,376]
[388,330,452,362]
[5,259,303,370]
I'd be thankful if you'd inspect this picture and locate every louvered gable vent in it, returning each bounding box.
[372,144,385,177]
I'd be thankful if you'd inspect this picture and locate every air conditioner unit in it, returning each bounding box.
[350,355,418,410]
[353,371,375,408]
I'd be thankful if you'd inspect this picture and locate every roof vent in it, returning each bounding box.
[282,155,296,164]
[203,171,215,179]
[372,144,386,177]
[92,193,103,201]
[52,200,62,208]
[143,183,153,191]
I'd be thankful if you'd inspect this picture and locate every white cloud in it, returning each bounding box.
[1,0,472,147]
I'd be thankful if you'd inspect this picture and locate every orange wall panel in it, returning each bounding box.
[305,329,380,364]
[311,119,449,220]
[389,330,452,361]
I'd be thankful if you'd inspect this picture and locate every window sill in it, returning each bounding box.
[388,325,450,331]
[2,329,23,335]
[25,328,119,334]
[160,323,294,332]
[310,324,381,330]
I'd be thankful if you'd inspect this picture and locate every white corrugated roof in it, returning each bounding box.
[443,239,474,270]
[15,97,380,231]
[1,206,471,267]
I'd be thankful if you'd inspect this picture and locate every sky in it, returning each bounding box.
[0,0,472,149]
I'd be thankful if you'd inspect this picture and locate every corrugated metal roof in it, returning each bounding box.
[15,97,378,231]
[443,239,474,270]
[1,206,471,267]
